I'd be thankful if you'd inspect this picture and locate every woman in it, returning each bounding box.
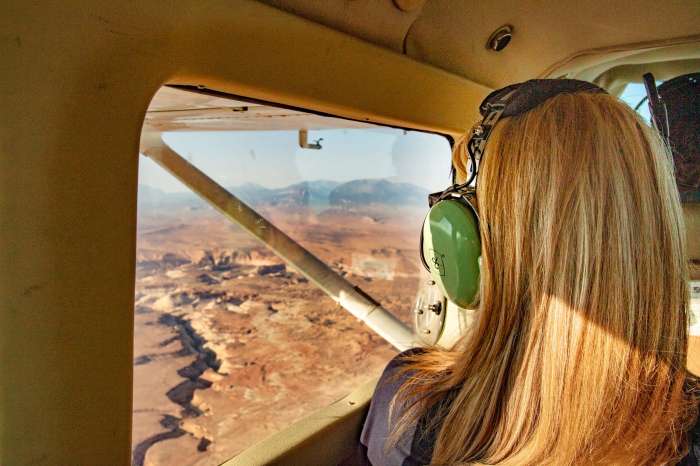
[353,80,700,465]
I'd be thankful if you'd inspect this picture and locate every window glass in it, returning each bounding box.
[133,87,451,465]
[619,82,653,122]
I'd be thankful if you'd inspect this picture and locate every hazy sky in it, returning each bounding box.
[139,128,452,193]
[619,82,651,122]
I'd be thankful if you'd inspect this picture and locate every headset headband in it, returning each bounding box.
[462,79,607,186]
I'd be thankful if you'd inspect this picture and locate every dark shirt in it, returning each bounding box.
[342,349,700,466]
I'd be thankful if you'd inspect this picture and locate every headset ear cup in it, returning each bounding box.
[419,213,431,272]
[421,197,481,308]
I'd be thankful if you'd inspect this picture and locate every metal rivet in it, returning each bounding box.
[487,25,513,52]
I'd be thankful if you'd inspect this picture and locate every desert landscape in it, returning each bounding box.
[132,179,429,466]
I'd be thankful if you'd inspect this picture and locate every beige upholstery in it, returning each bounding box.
[259,0,700,88]
[0,2,489,464]
[686,204,700,376]
[223,378,378,466]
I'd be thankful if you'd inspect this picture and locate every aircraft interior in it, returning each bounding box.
[2,1,700,465]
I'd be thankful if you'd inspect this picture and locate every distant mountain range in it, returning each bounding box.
[329,179,427,206]
[138,179,429,211]
[232,180,341,207]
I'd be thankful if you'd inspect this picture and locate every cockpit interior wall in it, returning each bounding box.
[1,2,487,465]
[1,1,699,465]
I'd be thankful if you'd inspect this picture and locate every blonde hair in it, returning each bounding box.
[392,92,698,465]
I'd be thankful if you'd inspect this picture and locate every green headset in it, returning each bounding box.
[420,79,607,308]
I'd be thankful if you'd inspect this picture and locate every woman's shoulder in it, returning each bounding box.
[368,349,422,414]
[359,348,432,466]
[372,348,427,402]
[380,348,426,378]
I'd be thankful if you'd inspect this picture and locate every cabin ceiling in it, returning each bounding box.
[258,0,700,89]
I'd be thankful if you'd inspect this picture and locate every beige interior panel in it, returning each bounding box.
[685,203,700,376]
[259,0,426,53]
[401,0,699,88]
[0,2,486,465]
[689,338,700,377]
[557,42,700,86]
[223,378,378,466]
[258,1,700,88]
[596,58,700,96]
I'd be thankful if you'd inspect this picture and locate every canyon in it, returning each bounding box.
[132,196,427,466]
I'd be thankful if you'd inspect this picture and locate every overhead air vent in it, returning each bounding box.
[487,25,513,52]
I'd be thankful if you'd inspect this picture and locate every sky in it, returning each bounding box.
[139,128,452,193]
[618,82,652,122]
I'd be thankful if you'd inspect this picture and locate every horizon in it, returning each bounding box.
[138,175,433,193]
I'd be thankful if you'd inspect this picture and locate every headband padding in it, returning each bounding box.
[480,79,607,119]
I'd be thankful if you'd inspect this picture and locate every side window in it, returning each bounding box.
[619,82,652,123]
[132,87,452,465]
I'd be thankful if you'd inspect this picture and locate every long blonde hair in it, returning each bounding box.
[392,92,698,465]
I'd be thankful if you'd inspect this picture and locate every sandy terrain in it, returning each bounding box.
[132,205,427,466]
